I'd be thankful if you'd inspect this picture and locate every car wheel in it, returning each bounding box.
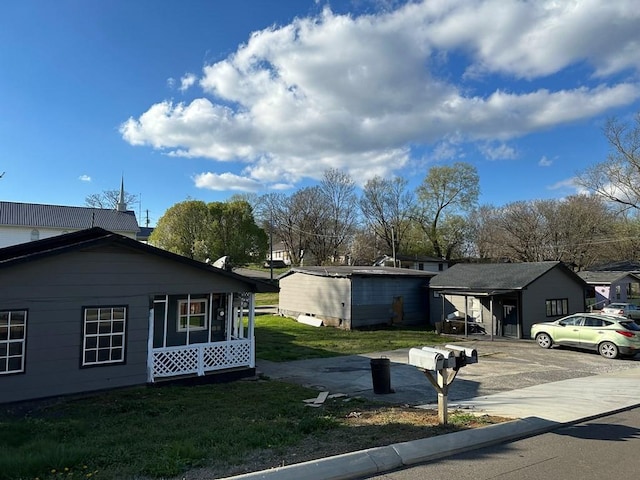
[536,333,552,349]
[598,341,619,359]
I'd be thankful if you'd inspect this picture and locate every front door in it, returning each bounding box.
[503,304,518,337]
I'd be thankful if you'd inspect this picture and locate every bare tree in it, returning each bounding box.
[359,176,414,259]
[575,112,640,212]
[85,190,139,210]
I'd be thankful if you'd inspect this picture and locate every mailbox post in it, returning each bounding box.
[408,344,478,425]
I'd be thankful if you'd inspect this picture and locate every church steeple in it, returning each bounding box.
[116,176,127,212]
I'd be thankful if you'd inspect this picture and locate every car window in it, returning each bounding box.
[559,316,583,326]
[619,321,640,331]
[584,317,604,327]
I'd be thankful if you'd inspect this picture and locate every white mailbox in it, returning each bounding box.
[408,348,445,371]
[421,346,457,369]
[445,344,478,364]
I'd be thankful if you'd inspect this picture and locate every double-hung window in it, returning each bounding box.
[0,310,27,375]
[177,298,208,331]
[545,298,568,317]
[82,306,127,367]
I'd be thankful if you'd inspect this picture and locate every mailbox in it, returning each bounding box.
[445,344,478,365]
[421,346,458,369]
[408,348,445,371]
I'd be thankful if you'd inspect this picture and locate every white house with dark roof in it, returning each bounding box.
[0,181,139,248]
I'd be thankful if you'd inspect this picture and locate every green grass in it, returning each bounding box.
[0,312,454,479]
[254,291,279,306]
[255,314,448,361]
[0,381,343,480]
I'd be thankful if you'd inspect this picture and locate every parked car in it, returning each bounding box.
[263,259,288,269]
[531,313,640,359]
[601,302,640,321]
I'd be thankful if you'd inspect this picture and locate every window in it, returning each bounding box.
[177,298,208,331]
[0,310,27,375]
[82,306,126,366]
[559,315,583,327]
[546,298,568,317]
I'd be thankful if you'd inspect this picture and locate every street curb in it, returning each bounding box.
[224,417,558,480]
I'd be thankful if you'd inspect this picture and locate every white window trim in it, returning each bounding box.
[177,298,208,332]
[0,310,27,375]
[82,306,127,367]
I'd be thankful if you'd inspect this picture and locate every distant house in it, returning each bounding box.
[373,254,448,272]
[0,228,277,404]
[278,266,436,329]
[429,261,587,339]
[267,241,292,265]
[577,270,640,309]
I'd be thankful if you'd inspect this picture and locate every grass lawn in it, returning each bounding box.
[255,314,447,361]
[1,314,462,480]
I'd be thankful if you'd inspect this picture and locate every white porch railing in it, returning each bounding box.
[151,339,253,380]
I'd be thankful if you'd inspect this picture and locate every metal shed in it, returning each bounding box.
[278,266,436,329]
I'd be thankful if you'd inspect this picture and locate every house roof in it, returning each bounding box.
[429,261,586,292]
[576,270,640,285]
[0,227,278,293]
[589,260,640,272]
[280,266,438,279]
[0,201,139,233]
[373,254,445,265]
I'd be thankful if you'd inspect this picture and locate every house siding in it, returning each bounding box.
[278,273,351,328]
[0,225,138,249]
[0,245,251,404]
[522,267,586,339]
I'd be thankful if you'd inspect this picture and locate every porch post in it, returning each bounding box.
[147,307,155,383]
[248,292,255,368]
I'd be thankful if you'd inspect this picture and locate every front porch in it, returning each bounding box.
[147,292,256,382]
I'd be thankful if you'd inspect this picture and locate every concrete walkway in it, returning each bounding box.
[226,356,640,480]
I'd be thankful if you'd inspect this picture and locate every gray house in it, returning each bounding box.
[0,228,277,404]
[429,261,587,339]
[278,266,436,329]
[577,270,640,309]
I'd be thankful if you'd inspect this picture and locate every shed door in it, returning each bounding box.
[503,304,518,337]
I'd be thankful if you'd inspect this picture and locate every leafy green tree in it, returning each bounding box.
[415,162,479,259]
[149,199,267,264]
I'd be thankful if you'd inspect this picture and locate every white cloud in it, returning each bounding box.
[538,156,553,167]
[193,172,263,192]
[478,142,517,160]
[121,0,640,192]
[179,73,197,92]
[78,174,91,182]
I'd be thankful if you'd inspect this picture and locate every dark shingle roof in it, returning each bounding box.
[0,227,278,293]
[0,201,139,233]
[577,270,640,285]
[429,261,583,291]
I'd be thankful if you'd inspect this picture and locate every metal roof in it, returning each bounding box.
[0,201,139,232]
[281,265,437,279]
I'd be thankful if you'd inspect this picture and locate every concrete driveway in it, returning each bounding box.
[256,336,640,406]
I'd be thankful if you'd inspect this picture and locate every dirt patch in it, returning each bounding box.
[181,404,512,479]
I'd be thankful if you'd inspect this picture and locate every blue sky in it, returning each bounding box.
[1,0,639,227]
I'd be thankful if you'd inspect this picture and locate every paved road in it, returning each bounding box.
[257,336,640,405]
[362,406,640,480]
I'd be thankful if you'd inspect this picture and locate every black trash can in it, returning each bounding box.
[370,357,392,394]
